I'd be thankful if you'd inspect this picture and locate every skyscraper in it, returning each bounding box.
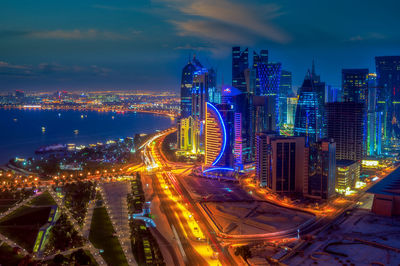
[178,116,200,154]
[326,102,365,161]
[252,50,268,69]
[336,160,360,192]
[326,85,341,103]
[294,72,322,146]
[342,68,369,103]
[375,56,400,143]
[257,63,281,130]
[180,56,202,118]
[252,50,268,94]
[255,133,307,194]
[205,102,229,167]
[232,47,249,93]
[367,73,382,156]
[286,96,298,127]
[191,68,210,120]
[221,85,254,168]
[279,70,292,128]
[306,139,336,199]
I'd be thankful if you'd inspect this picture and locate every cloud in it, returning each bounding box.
[28,29,130,40]
[171,20,253,45]
[348,32,386,42]
[0,61,30,70]
[157,0,290,44]
[0,61,112,78]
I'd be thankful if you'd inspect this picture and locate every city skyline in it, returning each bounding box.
[1,0,400,91]
[2,1,400,265]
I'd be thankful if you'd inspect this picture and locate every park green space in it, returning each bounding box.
[89,206,128,266]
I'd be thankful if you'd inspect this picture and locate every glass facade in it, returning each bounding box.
[294,74,322,146]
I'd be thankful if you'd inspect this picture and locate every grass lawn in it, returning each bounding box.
[43,249,98,266]
[0,243,24,265]
[29,191,56,206]
[89,207,128,266]
[0,206,51,252]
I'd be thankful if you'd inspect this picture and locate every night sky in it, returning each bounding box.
[1,0,399,92]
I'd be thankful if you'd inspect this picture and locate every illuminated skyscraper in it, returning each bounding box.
[326,102,365,161]
[221,86,252,168]
[326,85,341,102]
[180,56,202,118]
[306,139,336,199]
[252,50,268,68]
[294,72,322,146]
[287,96,298,127]
[205,102,228,166]
[336,160,360,192]
[375,56,400,143]
[279,70,292,127]
[178,116,200,154]
[255,133,307,194]
[367,73,382,156]
[253,50,268,94]
[192,68,210,120]
[311,60,326,106]
[342,69,369,103]
[257,63,281,130]
[232,46,249,93]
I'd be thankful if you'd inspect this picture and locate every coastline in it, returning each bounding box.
[0,109,175,164]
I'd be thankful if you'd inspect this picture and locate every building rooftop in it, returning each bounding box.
[367,166,400,196]
[336,159,358,166]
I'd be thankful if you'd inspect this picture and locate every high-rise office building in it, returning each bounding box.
[178,116,200,154]
[252,50,268,69]
[232,47,249,93]
[279,70,292,127]
[257,63,281,130]
[367,73,382,156]
[180,56,203,118]
[306,139,336,199]
[310,61,326,136]
[287,96,298,127]
[342,68,369,155]
[375,56,400,143]
[255,133,307,195]
[311,61,326,106]
[252,50,269,94]
[192,68,211,121]
[257,63,282,96]
[221,86,252,167]
[294,72,322,146]
[336,160,360,192]
[205,102,230,167]
[326,85,341,103]
[326,102,365,161]
[342,69,369,103]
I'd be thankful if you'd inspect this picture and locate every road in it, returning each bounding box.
[142,128,224,265]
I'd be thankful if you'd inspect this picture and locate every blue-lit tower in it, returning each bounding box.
[279,70,292,128]
[257,63,281,130]
[232,47,249,93]
[180,56,202,118]
[294,72,322,146]
[367,73,382,156]
[375,56,400,144]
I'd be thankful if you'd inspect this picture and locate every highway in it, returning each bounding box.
[142,128,224,265]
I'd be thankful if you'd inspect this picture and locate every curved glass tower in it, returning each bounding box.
[205,102,227,166]
[294,73,322,146]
